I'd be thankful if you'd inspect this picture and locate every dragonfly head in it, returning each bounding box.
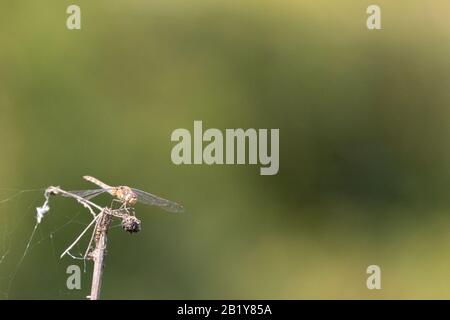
[128,191,138,205]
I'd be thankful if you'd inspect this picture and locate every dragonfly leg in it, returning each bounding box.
[109,199,134,217]
[109,199,123,210]
[116,201,134,215]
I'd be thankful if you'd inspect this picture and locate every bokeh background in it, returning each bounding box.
[1,0,450,299]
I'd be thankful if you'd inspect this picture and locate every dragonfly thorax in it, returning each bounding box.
[112,186,138,206]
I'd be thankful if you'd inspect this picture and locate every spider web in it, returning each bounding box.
[0,188,105,299]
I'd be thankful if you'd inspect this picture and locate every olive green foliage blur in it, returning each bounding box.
[1,0,450,299]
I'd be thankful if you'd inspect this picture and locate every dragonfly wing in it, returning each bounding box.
[132,188,184,213]
[68,189,109,200]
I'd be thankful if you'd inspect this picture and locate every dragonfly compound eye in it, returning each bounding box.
[123,190,138,205]
[121,215,141,233]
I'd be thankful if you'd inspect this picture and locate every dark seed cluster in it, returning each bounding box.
[121,215,141,233]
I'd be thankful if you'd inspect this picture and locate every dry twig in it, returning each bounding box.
[36,185,141,300]
[88,208,112,300]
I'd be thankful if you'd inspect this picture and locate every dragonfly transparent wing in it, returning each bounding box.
[68,189,111,200]
[132,188,184,213]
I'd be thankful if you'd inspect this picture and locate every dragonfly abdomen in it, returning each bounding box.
[83,175,112,191]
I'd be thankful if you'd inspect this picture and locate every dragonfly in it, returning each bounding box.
[69,176,184,213]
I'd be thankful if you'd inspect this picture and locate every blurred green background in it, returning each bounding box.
[1,0,450,299]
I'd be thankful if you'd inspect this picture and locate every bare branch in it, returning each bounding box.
[88,209,112,300]
[36,182,142,300]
